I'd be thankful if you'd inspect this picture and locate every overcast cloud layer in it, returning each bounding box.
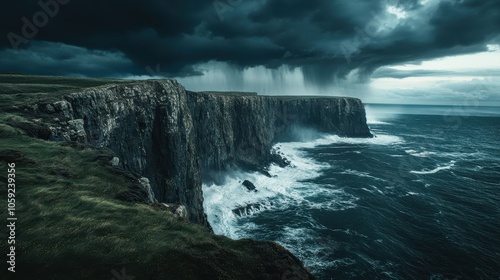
[1,0,500,103]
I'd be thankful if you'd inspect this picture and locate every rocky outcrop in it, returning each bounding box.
[153,203,190,221]
[233,202,273,217]
[35,80,209,228]
[23,79,371,229]
[242,180,257,191]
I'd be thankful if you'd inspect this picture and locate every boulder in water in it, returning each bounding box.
[242,180,256,191]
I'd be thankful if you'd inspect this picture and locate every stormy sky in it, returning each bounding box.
[1,0,500,104]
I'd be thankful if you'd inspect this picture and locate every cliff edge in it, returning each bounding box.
[0,75,371,279]
[30,79,371,227]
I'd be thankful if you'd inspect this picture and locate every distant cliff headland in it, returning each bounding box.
[0,74,371,279]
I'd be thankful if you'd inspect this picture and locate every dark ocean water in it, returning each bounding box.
[203,105,500,279]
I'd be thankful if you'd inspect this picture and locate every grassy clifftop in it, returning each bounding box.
[0,74,313,280]
[0,74,130,110]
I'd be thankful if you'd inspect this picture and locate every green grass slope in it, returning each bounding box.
[0,74,313,280]
[0,74,129,110]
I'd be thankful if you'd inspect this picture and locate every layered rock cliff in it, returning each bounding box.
[28,79,371,228]
[186,91,372,178]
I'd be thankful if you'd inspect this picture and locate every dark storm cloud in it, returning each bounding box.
[0,41,135,77]
[1,0,500,82]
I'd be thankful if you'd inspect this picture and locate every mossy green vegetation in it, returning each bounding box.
[0,75,313,280]
[0,74,129,110]
[0,121,309,280]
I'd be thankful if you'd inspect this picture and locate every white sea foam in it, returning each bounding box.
[401,191,421,197]
[203,141,326,237]
[274,226,368,272]
[203,133,403,237]
[410,161,456,175]
[473,166,483,171]
[361,185,385,195]
[317,134,404,146]
[405,149,484,159]
[202,131,408,276]
[283,133,404,148]
[341,169,386,182]
[365,107,396,126]
[405,150,437,157]
[368,119,392,125]
[438,151,484,159]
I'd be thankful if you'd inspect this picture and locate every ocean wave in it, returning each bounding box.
[276,227,360,273]
[405,149,484,159]
[410,161,456,175]
[271,134,403,150]
[304,192,359,211]
[361,185,385,195]
[203,132,401,265]
[405,149,437,158]
[340,169,386,182]
[438,151,484,159]
[203,141,327,236]
[400,191,421,197]
[316,134,404,146]
[204,133,385,237]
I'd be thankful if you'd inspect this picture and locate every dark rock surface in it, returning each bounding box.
[233,202,272,217]
[186,91,372,176]
[271,148,291,168]
[39,80,209,227]
[27,79,371,230]
[242,180,257,191]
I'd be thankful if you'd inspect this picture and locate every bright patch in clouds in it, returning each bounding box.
[369,46,500,105]
[487,44,500,52]
[390,47,500,71]
[386,5,408,19]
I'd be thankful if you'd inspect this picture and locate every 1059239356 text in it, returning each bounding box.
[7,162,17,273]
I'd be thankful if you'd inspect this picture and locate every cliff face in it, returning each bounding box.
[186,91,371,176]
[49,80,207,226]
[41,80,371,227]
